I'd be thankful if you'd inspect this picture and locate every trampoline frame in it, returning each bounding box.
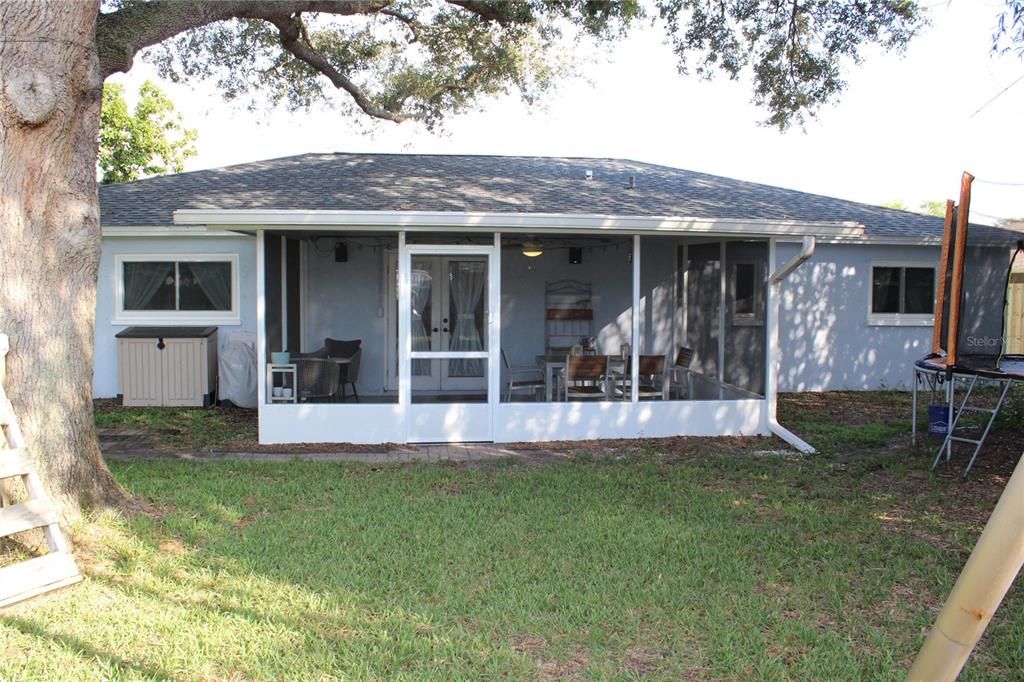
[913,173,1022,477]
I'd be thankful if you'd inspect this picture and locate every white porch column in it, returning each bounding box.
[631,234,640,402]
[280,237,288,350]
[718,240,727,390]
[255,229,266,408]
[397,232,410,412]
[490,232,502,433]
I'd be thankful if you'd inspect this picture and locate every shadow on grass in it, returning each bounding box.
[2,616,177,681]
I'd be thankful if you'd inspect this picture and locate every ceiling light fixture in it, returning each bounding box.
[522,239,543,258]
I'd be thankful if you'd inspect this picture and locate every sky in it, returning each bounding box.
[107,1,1024,224]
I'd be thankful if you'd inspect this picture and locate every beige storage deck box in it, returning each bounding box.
[116,327,218,407]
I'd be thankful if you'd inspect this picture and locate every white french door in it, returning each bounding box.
[408,255,489,392]
[399,242,497,443]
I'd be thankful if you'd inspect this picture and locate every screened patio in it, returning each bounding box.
[256,227,773,444]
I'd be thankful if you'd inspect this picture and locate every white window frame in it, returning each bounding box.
[113,253,241,325]
[731,260,764,326]
[868,261,936,327]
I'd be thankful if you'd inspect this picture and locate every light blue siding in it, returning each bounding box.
[92,235,257,398]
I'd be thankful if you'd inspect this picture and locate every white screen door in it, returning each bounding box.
[400,243,496,442]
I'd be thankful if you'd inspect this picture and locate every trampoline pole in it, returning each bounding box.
[946,172,974,368]
[908,453,1024,681]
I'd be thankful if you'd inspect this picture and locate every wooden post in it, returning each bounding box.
[932,200,956,354]
[946,173,974,368]
[908,452,1024,680]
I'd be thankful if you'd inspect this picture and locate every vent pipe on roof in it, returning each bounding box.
[628,175,636,189]
[584,169,593,180]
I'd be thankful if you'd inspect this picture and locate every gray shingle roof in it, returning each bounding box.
[99,153,1018,243]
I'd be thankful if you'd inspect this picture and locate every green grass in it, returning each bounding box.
[2,451,1021,680]
[94,401,255,451]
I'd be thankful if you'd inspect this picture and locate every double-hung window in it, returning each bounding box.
[869,264,934,325]
[115,254,240,325]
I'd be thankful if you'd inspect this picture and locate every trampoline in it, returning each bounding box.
[912,173,1023,477]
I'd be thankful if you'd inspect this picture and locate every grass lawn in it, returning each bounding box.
[2,392,1022,679]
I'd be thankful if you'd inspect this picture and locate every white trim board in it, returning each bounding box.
[103,226,242,238]
[257,400,767,444]
[172,208,865,239]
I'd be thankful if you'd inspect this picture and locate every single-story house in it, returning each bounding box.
[95,154,1017,446]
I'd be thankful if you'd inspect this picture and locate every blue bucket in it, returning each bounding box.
[927,405,955,438]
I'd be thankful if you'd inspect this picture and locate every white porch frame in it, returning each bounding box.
[244,215,824,445]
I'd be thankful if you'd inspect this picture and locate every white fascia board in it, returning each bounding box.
[172,208,866,239]
[102,225,240,238]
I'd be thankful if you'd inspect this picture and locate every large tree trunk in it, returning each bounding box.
[1,1,127,520]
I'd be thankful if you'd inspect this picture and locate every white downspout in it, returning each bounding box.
[766,236,816,454]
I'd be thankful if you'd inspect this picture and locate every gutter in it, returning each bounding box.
[765,236,817,454]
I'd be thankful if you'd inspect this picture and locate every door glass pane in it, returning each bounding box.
[448,259,487,377]
[411,257,433,376]
[412,366,489,404]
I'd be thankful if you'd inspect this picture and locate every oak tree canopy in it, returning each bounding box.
[96,1,929,131]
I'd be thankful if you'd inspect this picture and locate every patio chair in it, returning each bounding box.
[295,358,340,402]
[317,338,361,403]
[502,349,545,402]
[563,354,610,401]
[614,355,669,400]
[671,346,695,399]
[338,348,361,402]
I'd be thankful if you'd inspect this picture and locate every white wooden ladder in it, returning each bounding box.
[0,334,82,608]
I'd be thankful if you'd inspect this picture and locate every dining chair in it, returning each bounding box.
[502,349,546,401]
[563,354,610,401]
[671,346,695,400]
[615,355,669,400]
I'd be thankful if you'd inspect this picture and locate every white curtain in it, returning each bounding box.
[411,266,432,376]
[185,261,232,311]
[124,261,173,310]
[449,261,485,377]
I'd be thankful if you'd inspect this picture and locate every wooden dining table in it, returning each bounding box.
[535,354,626,401]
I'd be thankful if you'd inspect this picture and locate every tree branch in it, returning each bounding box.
[266,13,406,122]
[444,1,512,24]
[96,0,390,78]
[381,8,422,42]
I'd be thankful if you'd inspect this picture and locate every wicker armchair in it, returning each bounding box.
[295,358,340,402]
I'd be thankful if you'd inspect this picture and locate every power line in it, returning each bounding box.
[968,71,1024,119]
[973,178,1024,187]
